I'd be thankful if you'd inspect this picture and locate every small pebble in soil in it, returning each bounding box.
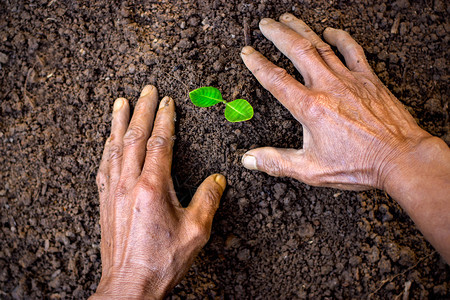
[213,60,223,72]
[237,248,250,261]
[225,234,240,249]
[0,52,8,64]
[320,246,331,256]
[188,17,200,27]
[424,98,443,115]
[367,246,380,263]
[378,256,392,274]
[433,283,449,296]
[398,247,416,266]
[386,242,400,262]
[393,0,410,9]
[298,222,315,238]
[272,183,287,200]
[382,210,393,222]
[128,64,136,74]
[349,255,362,266]
[386,282,397,291]
[379,204,393,222]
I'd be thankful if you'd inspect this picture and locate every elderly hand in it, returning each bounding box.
[241,13,450,263]
[91,86,226,299]
[240,13,433,191]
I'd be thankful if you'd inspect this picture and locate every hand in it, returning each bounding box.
[91,86,226,299]
[240,13,450,263]
[240,13,432,191]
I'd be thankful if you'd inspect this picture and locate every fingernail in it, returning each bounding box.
[113,98,124,112]
[140,85,155,97]
[242,154,258,170]
[241,46,255,55]
[214,174,227,190]
[280,13,294,22]
[159,96,171,109]
[260,18,273,25]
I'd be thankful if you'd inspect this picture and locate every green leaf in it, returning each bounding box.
[189,87,223,107]
[224,99,254,122]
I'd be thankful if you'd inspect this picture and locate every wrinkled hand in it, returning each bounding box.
[91,86,226,299]
[240,13,432,191]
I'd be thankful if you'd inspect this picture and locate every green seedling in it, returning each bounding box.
[189,87,254,122]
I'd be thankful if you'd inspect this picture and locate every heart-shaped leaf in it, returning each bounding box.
[224,99,254,122]
[189,86,223,107]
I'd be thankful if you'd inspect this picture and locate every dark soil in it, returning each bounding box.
[1,0,449,299]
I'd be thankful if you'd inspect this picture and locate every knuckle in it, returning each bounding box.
[267,67,290,90]
[108,143,123,161]
[304,102,324,119]
[146,135,170,152]
[135,181,161,200]
[262,157,291,178]
[200,187,221,210]
[123,126,147,147]
[290,38,314,57]
[315,42,333,57]
[300,93,324,118]
[114,181,128,198]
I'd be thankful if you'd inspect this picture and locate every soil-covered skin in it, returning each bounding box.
[1,0,449,299]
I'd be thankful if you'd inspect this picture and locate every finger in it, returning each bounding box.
[259,18,329,85]
[241,46,311,123]
[242,147,309,179]
[323,28,372,73]
[187,174,226,230]
[279,13,348,74]
[97,138,111,204]
[141,96,176,179]
[121,85,159,180]
[108,98,130,185]
[97,137,111,194]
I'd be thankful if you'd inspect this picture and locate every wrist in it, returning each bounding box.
[90,268,168,300]
[381,135,450,200]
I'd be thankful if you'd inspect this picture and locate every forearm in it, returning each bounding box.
[383,136,450,263]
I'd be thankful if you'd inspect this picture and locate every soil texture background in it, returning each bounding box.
[1,0,449,299]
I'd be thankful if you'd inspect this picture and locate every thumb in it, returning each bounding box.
[187,174,226,228]
[242,147,307,178]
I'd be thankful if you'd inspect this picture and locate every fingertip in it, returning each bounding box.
[113,97,127,112]
[241,46,256,56]
[323,27,334,36]
[213,174,227,191]
[140,84,156,97]
[323,27,337,45]
[188,174,226,222]
[280,13,295,22]
[259,18,274,26]
[159,96,174,109]
[242,153,258,170]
